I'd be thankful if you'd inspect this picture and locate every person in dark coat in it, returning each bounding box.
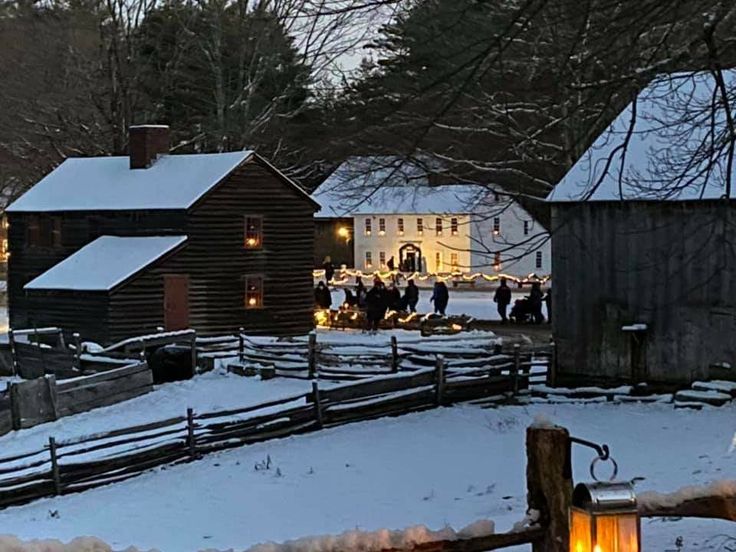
[322,256,335,283]
[343,288,357,308]
[355,276,367,309]
[314,281,332,309]
[387,256,395,271]
[493,278,512,323]
[430,280,449,316]
[403,279,420,312]
[528,282,544,324]
[386,283,402,311]
[365,278,388,331]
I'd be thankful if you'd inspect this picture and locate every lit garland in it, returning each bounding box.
[313,267,551,285]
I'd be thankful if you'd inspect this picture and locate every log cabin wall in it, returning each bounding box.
[8,156,316,342]
[7,211,186,332]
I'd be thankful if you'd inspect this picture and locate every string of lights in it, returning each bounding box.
[313,267,551,285]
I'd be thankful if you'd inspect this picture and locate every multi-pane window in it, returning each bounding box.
[450,253,459,269]
[451,218,458,236]
[364,218,372,236]
[244,215,263,249]
[493,217,501,235]
[365,251,373,268]
[379,251,386,268]
[494,252,502,270]
[435,252,442,271]
[27,215,62,247]
[435,217,443,236]
[417,218,424,235]
[244,275,264,309]
[397,218,404,235]
[523,220,530,236]
[378,218,386,235]
[536,251,543,269]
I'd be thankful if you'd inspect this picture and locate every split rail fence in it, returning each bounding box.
[0,351,545,510]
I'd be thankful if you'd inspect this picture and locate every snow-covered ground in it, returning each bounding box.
[0,400,733,551]
[327,289,548,321]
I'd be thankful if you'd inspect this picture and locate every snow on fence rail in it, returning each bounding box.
[0,355,538,510]
[200,331,553,384]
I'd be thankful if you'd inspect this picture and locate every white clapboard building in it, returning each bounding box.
[312,157,550,276]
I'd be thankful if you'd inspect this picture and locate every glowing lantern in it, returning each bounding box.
[337,227,349,239]
[570,481,640,552]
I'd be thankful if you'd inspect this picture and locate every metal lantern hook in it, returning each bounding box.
[569,435,618,481]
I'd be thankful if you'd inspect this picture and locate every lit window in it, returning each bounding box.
[365,218,372,236]
[451,217,458,236]
[536,251,543,269]
[245,275,264,309]
[397,218,404,235]
[379,251,386,268]
[365,251,373,268]
[493,217,500,235]
[524,220,530,236]
[435,217,443,236]
[450,253,458,269]
[378,218,386,235]
[244,215,263,249]
[417,218,424,235]
[435,252,442,271]
[494,252,502,271]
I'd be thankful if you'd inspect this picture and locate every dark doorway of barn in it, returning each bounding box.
[399,243,422,272]
[164,274,189,331]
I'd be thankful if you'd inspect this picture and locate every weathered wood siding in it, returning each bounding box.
[552,201,736,385]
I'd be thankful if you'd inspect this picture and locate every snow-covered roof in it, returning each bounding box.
[548,70,736,202]
[24,235,187,291]
[312,156,485,216]
[7,152,253,212]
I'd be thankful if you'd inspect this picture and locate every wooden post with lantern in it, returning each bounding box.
[526,424,573,552]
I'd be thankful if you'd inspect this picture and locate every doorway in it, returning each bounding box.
[164,274,190,331]
[399,243,422,272]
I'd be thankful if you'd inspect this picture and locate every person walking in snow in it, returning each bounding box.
[314,281,332,309]
[403,279,420,312]
[493,278,512,323]
[528,282,544,324]
[365,278,388,331]
[386,282,402,311]
[430,280,449,316]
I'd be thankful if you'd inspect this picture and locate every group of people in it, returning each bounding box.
[317,274,550,330]
[492,278,550,324]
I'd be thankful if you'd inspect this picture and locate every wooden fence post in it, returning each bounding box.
[190,331,197,377]
[548,341,557,387]
[238,328,245,361]
[72,332,82,371]
[434,355,445,406]
[526,424,572,552]
[8,382,21,430]
[312,380,323,429]
[8,329,17,376]
[186,408,197,458]
[48,436,61,496]
[308,333,317,379]
[390,336,399,373]
[512,344,521,395]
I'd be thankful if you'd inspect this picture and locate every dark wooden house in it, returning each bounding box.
[7,125,319,344]
[547,71,736,386]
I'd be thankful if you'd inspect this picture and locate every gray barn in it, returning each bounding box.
[548,70,736,386]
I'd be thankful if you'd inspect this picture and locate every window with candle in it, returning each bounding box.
[435,217,443,236]
[244,275,264,309]
[244,216,263,249]
[451,218,458,236]
[365,251,373,268]
[379,251,386,268]
[493,217,501,235]
[435,252,442,271]
[397,218,404,235]
[450,253,459,269]
[365,218,372,236]
[378,218,386,235]
[417,218,423,235]
[494,252,502,270]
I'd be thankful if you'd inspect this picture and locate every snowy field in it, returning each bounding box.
[327,289,548,321]
[0,399,733,551]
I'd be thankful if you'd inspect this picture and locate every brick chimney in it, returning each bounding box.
[129,125,170,169]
